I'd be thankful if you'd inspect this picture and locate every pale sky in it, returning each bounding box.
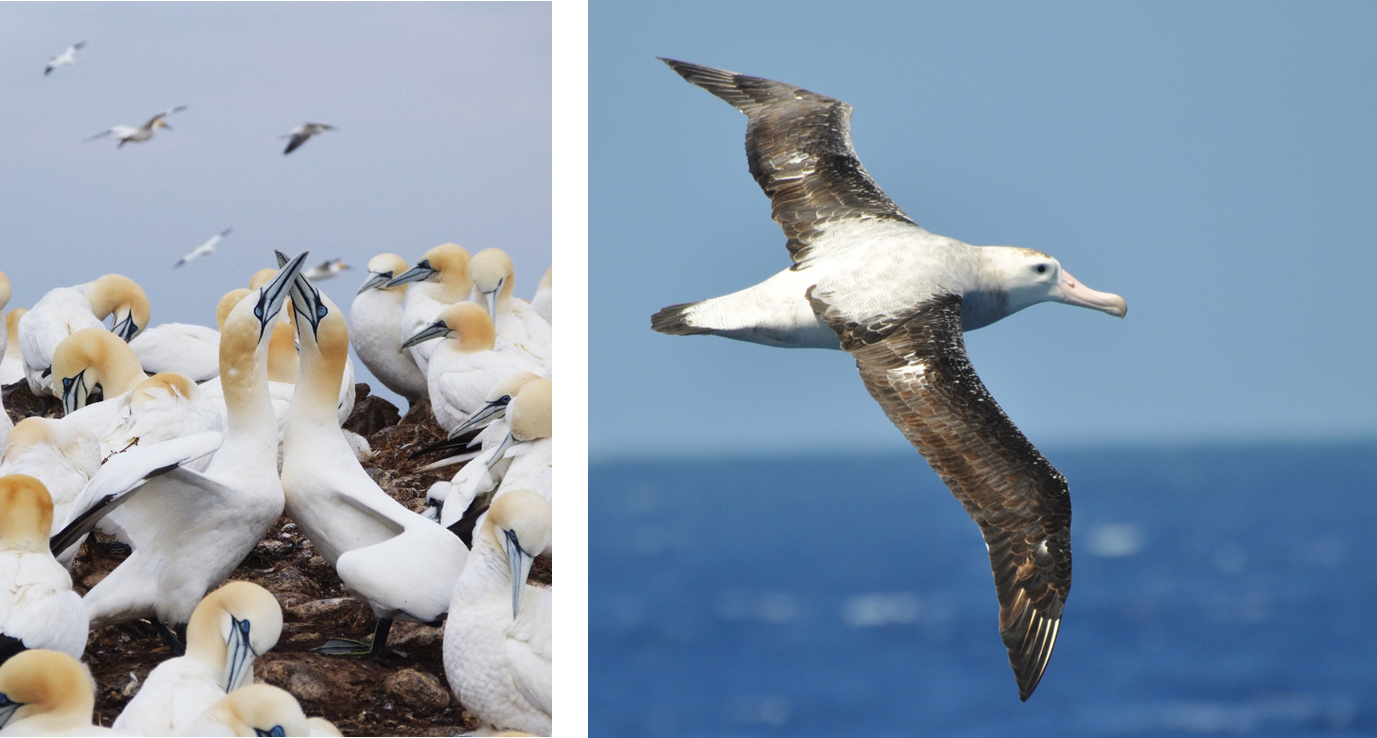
[591,0,1377,459]
[0,2,552,408]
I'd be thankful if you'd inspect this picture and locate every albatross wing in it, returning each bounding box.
[812,291,1072,701]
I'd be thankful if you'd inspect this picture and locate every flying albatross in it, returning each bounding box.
[649,59,1127,701]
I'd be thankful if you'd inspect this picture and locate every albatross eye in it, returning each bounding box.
[1035,264,1048,274]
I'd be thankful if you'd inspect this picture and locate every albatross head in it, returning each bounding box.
[980,248,1126,325]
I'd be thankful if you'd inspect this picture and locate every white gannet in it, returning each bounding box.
[650,60,1128,700]
[280,275,468,656]
[386,243,473,376]
[1,309,27,386]
[443,490,551,735]
[0,476,88,662]
[79,253,309,641]
[175,227,233,269]
[302,259,350,282]
[282,122,335,155]
[85,105,188,147]
[43,42,84,76]
[130,322,221,382]
[0,650,126,736]
[403,303,542,435]
[468,249,551,368]
[51,327,147,418]
[0,419,100,568]
[186,684,310,737]
[20,274,150,396]
[530,266,552,325]
[350,254,428,404]
[0,273,11,449]
[113,582,283,737]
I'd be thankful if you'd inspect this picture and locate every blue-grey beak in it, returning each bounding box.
[0,693,22,728]
[60,370,89,415]
[448,396,510,440]
[504,528,533,620]
[357,271,393,295]
[385,260,437,288]
[223,615,256,693]
[275,250,326,338]
[254,252,309,340]
[111,312,139,341]
[485,430,516,471]
[401,320,450,349]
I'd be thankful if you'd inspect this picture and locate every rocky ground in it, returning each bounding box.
[4,382,551,736]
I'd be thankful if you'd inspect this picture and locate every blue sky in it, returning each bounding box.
[591,0,1377,460]
[0,2,551,408]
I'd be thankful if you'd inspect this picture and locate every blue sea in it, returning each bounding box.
[590,445,1377,736]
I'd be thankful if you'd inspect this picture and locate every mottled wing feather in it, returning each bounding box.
[813,291,1072,701]
[661,58,916,263]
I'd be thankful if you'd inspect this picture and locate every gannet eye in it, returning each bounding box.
[316,303,328,319]
[62,377,73,391]
[1035,264,1048,274]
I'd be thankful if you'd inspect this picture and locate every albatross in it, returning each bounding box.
[649,59,1127,701]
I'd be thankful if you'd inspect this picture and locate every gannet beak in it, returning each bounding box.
[60,370,88,415]
[255,252,309,339]
[274,250,326,338]
[255,727,286,737]
[504,528,533,620]
[401,321,450,348]
[357,271,393,295]
[223,615,257,693]
[385,260,437,288]
[486,430,516,471]
[448,397,510,439]
[1058,270,1127,318]
[111,312,140,341]
[0,694,22,728]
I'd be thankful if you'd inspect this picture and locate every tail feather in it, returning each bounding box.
[650,301,712,336]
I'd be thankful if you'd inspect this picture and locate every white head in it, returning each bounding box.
[973,247,1126,329]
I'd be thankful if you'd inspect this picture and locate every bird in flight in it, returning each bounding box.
[45,41,85,76]
[85,106,188,147]
[174,227,234,268]
[302,259,351,281]
[282,122,336,155]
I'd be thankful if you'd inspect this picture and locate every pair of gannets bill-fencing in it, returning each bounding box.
[650,59,1127,701]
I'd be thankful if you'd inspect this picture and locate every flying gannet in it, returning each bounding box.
[43,42,84,76]
[650,59,1127,701]
[282,122,335,155]
[85,105,187,147]
[174,227,233,268]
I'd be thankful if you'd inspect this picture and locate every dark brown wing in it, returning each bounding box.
[661,58,917,263]
[814,291,1072,701]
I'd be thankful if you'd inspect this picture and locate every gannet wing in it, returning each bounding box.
[661,58,919,264]
[84,129,114,142]
[811,292,1071,701]
[506,585,552,715]
[143,105,187,128]
[283,133,309,155]
[49,431,223,557]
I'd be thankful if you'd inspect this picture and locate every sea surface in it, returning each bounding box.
[590,444,1377,736]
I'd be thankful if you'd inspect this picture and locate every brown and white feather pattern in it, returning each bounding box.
[660,58,917,264]
[812,291,1072,701]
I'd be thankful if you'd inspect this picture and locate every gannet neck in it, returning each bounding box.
[52,328,147,401]
[293,293,350,425]
[217,289,252,331]
[130,372,199,411]
[266,323,299,383]
[184,589,232,668]
[84,274,151,339]
[5,309,25,350]
[218,286,289,446]
[185,581,283,673]
[0,271,10,312]
[0,650,94,728]
[0,474,53,553]
[509,378,552,442]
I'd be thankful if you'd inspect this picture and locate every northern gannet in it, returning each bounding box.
[0,650,124,736]
[20,274,150,396]
[1,309,28,386]
[443,490,551,735]
[79,253,309,641]
[350,254,428,404]
[174,227,233,269]
[0,419,100,568]
[113,581,283,736]
[282,122,335,155]
[85,105,188,147]
[302,259,350,282]
[386,243,473,375]
[0,476,88,662]
[468,249,551,368]
[402,302,542,435]
[650,59,1128,700]
[186,684,310,737]
[279,275,468,657]
[530,266,552,325]
[43,42,84,76]
[130,323,221,382]
[51,328,147,417]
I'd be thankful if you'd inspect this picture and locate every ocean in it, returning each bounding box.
[589,444,1377,736]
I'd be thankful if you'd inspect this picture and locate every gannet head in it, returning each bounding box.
[357,253,410,295]
[51,327,146,414]
[85,274,150,341]
[385,243,472,297]
[0,475,54,554]
[468,248,515,321]
[401,301,494,352]
[508,377,552,443]
[201,684,309,738]
[186,581,283,694]
[130,372,201,412]
[219,254,307,380]
[248,269,280,291]
[486,490,552,619]
[984,247,1127,321]
[0,650,94,730]
[217,289,252,332]
[447,371,542,439]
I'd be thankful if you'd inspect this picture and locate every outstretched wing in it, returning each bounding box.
[812,292,1072,701]
[661,58,917,264]
[143,104,187,128]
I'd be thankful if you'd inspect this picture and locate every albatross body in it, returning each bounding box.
[649,59,1127,701]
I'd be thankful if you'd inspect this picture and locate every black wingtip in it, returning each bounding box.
[650,302,711,336]
[1006,609,1060,702]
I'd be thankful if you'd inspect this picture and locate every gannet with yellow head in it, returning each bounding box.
[0,476,88,663]
[385,242,473,375]
[0,649,123,735]
[186,683,310,737]
[468,248,551,368]
[19,274,150,396]
[351,253,428,403]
